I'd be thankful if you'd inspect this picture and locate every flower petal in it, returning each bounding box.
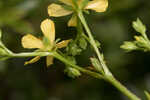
[59,0,73,6]
[24,56,40,65]
[22,34,44,49]
[41,19,55,45]
[48,3,73,17]
[68,15,77,27]
[56,39,71,48]
[46,56,53,67]
[85,0,108,12]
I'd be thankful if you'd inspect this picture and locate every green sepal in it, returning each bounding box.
[90,57,103,73]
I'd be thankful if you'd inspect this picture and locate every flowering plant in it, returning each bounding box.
[0,0,150,100]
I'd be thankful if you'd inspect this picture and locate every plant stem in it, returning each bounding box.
[77,11,141,100]
[11,52,52,58]
[78,11,111,76]
[105,76,141,100]
[53,52,104,80]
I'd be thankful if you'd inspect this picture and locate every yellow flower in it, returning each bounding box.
[48,0,108,27]
[22,19,70,67]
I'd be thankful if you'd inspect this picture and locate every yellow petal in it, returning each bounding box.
[48,3,73,17]
[59,0,73,6]
[40,19,55,45]
[68,15,77,27]
[56,39,71,48]
[22,34,44,49]
[85,0,108,12]
[24,56,40,65]
[46,56,53,67]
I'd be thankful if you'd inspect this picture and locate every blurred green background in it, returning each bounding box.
[0,0,150,100]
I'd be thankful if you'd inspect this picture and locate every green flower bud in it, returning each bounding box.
[120,41,138,52]
[79,37,87,50]
[64,67,81,78]
[132,18,146,34]
[90,57,103,73]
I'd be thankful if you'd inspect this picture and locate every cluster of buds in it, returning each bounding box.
[121,18,150,52]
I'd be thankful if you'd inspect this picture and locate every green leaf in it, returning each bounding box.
[90,57,103,73]
[132,18,146,34]
[79,37,87,50]
[145,91,150,100]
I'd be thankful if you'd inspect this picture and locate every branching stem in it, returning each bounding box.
[77,11,141,100]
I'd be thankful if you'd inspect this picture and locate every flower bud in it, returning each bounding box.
[90,57,103,73]
[120,42,138,52]
[64,67,81,78]
[132,18,146,34]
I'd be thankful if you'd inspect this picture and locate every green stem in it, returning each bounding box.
[53,52,104,80]
[11,51,104,79]
[77,11,141,100]
[78,11,111,76]
[105,76,141,100]
[11,52,52,58]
